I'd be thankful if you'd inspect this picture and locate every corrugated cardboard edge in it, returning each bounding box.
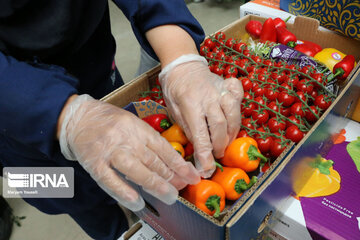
[225,66,360,239]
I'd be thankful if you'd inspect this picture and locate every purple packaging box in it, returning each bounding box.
[266,120,360,240]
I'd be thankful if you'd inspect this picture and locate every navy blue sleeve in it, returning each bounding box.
[0,52,78,157]
[113,0,205,61]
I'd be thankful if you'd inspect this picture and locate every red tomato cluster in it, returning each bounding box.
[137,77,166,106]
[201,31,335,161]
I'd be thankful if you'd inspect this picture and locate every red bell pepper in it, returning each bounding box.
[245,20,262,39]
[276,26,297,48]
[273,16,291,28]
[332,55,356,81]
[142,114,171,133]
[260,18,277,43]
[294,40,322,57]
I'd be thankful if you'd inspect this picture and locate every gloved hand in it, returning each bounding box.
[159,54,243,178]
[59,94,200,211]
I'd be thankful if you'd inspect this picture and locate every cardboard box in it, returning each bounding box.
[102,15,360,240]
[280,0,360,41]
[119,220,164,240]
[264,119,360,240]
[240,0,296,23]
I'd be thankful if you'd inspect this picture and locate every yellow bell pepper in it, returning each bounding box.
[314,48,346,71]
[161,123,188,146]
[292,155,341,198]
[169,142,185,157]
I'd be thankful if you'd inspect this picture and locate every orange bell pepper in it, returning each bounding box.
[169,142,185,157]
[211,166,258,201]
[220,137,267,172]
[161,123,188,146]
[181,179,225,217]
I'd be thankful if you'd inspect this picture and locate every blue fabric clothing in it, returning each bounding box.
[0,1,205,239]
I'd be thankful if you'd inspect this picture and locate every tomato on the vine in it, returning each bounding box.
[240,77,253,92]
[264,88,279,101]
[155,98,166,106]
[204,38,216,50]
[215,31,226,41]
[270,138,287,158]
[296,79,314,94]
[200,45,210,56]
[290,102,305,117]
[242,102,256,117]
[285,115,302,129]
[277,91,295,107]
[285,125,304,143]
[237,130,249,138]
[256,136,273,154]
[305,105,319,122]
[252,109,269,125]
[138,96,151,102]
[314,94,331,110]
[267,117,286,133]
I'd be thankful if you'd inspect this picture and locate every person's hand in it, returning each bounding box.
[58,94,200,211]
[159,54,243,178]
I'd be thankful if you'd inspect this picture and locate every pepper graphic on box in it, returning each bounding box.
[297,142,360,239]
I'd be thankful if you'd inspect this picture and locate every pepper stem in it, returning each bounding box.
[247,144,268,163]
[287,41,296,48]
[330,68,345,81]
[309,155,334,175]
[215,162,224,172]
[284,16,291,23]
[160,119,171,130]
[234,176,258,193]
[205,195,221,218]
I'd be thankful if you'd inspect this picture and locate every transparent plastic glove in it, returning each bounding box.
[59,94,200,211]
[159,54,243,178]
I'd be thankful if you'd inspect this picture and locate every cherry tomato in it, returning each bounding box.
[224,65,238,77]
[215,31,226,41]
[310,73,325,89]
[242,102,256,117]
[237,130,249,138]
[242,118,256,130]
[225,38,237,49]
[314,94,331,111]
[233,42,247,53]
[253,86,265,97]
[277,92,295,107]
[290,102,305,117]
[280,107,291,117]
[286,125,304,143]
[150,87,161,99]
[295,91,307,103]
[264,88,279,101]
[138,96,151,102]
[286,115,302,129]
[256,136,273,154]
[305,105,319,122]
[241,77,253,92]
[296,79,314,94]
[252,109,269,125]
[254,96,267,109]
[200,45,210,56]
[268,117,286,133]
[270,138,287,158]
[267,101,280,118]
[204,38,216,50]
[212,64,224,76]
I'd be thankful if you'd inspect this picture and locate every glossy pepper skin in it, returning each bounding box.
[220,137,268,172]
[273,16,291,28]
[314,48,346,71]
[142,114,171,133]
[245,20,263,39]
[181,179,225,217]
[294,40,322,57]
[332,55,356,81]
[161,123,189,145]
[169,142,185,157]
[211,166,258,200]
[260,18,277,43]
[276,26,297,48]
